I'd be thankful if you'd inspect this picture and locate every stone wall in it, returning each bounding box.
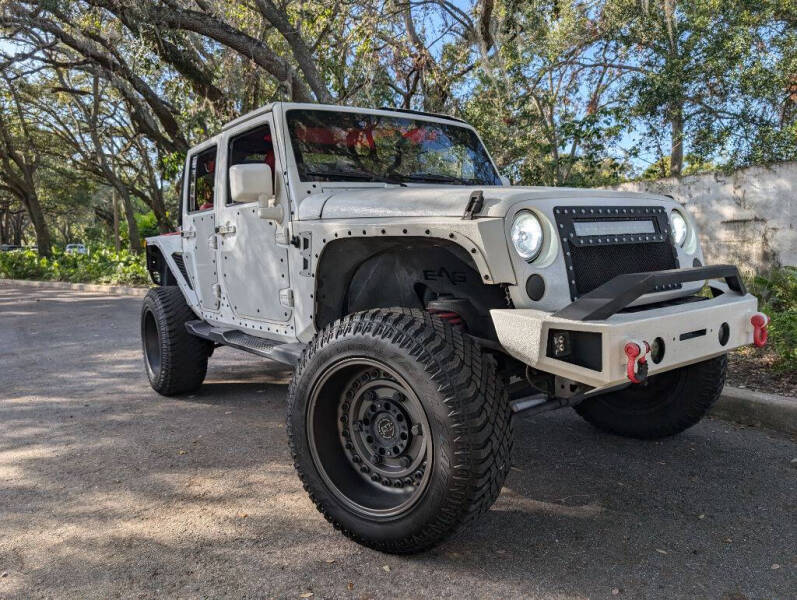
[608,162,796,273]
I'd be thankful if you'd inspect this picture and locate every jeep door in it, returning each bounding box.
[217,116,291,324]
[182,142,220,312]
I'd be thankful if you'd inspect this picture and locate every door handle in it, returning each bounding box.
[215,224,236,235]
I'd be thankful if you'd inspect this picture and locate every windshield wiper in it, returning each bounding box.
[305,169,407,186]
[401,173,471,184]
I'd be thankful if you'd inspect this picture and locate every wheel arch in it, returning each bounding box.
[314,236,509,338]
[145,243,178,286]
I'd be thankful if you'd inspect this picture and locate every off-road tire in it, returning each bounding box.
[141,286,211,396]
[287,308,513,554]
[574,354,727,439]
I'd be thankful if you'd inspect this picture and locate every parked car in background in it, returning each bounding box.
[65,243,88,255]
[0,244,22,252]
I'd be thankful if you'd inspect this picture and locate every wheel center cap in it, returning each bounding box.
[376,416,396,440]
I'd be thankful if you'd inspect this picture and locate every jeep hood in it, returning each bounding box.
[296,186,669,220]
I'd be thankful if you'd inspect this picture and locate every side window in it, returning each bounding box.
[187,146,217,213]
[227,124,275,204]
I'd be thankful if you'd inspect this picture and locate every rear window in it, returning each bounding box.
[187,146,217,212]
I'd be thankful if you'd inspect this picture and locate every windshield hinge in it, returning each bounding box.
[463,190,484,220]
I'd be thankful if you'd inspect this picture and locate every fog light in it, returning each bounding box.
[550,331,571,358]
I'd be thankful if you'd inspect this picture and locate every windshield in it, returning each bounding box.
[286,109,500,185]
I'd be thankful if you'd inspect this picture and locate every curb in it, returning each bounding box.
[0,278,150,297]
[711,386,797,435]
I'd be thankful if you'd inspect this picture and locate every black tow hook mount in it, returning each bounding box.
[462,190,484,220]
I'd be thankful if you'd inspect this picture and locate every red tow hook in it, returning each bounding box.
[750,312,769,347]
[624,340,651,384]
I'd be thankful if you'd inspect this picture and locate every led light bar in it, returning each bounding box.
[573,219,656,237]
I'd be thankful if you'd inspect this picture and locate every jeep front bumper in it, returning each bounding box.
[491,265,760,390]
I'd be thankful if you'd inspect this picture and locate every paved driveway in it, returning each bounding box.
[1,282,794,599]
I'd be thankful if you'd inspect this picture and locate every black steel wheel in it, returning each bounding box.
[288,308,513,554]
[307,358,433,519]
[141,286,211,396]
[574,354,727,439]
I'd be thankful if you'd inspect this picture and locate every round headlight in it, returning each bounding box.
[511,211,544,261]
[670,210,688,247]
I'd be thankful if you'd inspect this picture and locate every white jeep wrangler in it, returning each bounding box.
[142,103,768,553]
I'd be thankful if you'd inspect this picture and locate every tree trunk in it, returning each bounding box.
[22,190,52,257]
[119,189,141,253]
[669,104,684,177]
[113,190,120,253]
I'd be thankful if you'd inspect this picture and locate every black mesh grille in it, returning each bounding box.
[570,242,677,296]
[171,252,193,290]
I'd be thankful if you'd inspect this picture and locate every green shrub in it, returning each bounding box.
[746,266,797,371]
[0,245,150,286]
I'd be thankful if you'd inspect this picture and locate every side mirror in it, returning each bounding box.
[229,163,283,222]
[500,175,511,187]
[229,163,273,203]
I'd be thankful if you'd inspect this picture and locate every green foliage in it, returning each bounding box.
[135,211,160,239]
[746,267,797,371]
[606,0,796,171]
[0,246,149,286]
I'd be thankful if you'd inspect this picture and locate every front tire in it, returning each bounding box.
[287,309,513,554]
[574,354,727,439]
[141,286,211,396]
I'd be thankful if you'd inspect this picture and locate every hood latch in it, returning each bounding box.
[462,190,484,220]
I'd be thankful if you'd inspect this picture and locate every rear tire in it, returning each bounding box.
[141,286,211,396]
[574,354,727,439]
[287,308,513,554]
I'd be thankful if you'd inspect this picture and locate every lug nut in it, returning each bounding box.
[352,455,361,463]
[404,478,413,486]
[400,456,411,467]
[410,424,422,436]
[371,474,380,482]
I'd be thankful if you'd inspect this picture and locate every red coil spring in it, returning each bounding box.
[428,309,464,327]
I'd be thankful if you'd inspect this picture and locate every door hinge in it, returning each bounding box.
[181,229,196,238]
[279,288,294,308]
[213,283,222,299]
[208,235,218,250]
[298,232,312,276]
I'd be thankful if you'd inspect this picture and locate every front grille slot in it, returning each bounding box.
[554,206,680,299]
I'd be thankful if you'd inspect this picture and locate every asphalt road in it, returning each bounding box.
[1,282,795,600]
